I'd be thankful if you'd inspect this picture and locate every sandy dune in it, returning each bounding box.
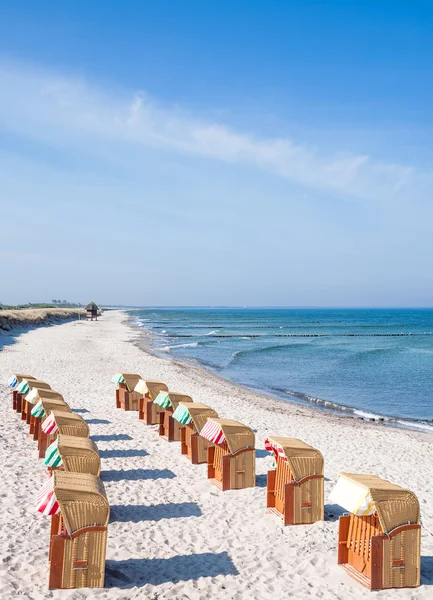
[0,310,432,599]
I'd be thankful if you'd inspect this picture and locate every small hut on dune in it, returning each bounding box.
[86,302,99,321]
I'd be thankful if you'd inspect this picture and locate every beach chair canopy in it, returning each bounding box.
[154,391,193,410]
[45,435,100,470]
[36,472,109,534]
[173,402,218,432]
[8,374,36,388]
[42,411,89,437]
[111,373,141,391]
[201,418,255,454]
[86,302,99,311]
[264,437,324,481]
[26,387,65,406]
[134,379,168,399]
[330,473,420,534]
[32,398,71,419]
[17,379,51,395]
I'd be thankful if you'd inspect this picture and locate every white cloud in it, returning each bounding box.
[0,59,430,203]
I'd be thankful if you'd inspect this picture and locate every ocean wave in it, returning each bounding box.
[160,342,199,352]
[206,330,220,335]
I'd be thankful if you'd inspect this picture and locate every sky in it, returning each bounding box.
[0,1,432,307]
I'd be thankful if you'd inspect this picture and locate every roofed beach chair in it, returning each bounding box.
[111,373,142,410]
[330,473,421,590]
[173,402,219,464]
[45,435,100,476]
[155,392,194,441]
[13,377,50,417]
[19,380,52,424]
[32,394,70,441]
[36,472,109,589]
[8,373,36,411]
[201,418,256,491]
[135,379,169,424]
[38,411,89,459]
[265,437,324,525]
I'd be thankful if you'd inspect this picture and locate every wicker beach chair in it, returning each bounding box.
[36,471,109,589]
[38,411,89,459]
[265,437,324,525]
[330,473,421,590]
[173,402,219,464]
[135,379,169,424]
[201,418,256,491]
[8,373,36,411]
[45,435,100,476]
[111,373,142,411]
[32,396,70,443]
[155,392,194,441]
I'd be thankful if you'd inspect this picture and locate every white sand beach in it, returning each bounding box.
[0,310,432,600]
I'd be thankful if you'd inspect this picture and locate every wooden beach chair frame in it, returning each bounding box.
[47,472,109,589]
[177,403,219,464]
[17,379,50,417]
[334,473,421,590]
[158,393,193,441]
[203,418,256,491]
[265,437,324,526]
[138,381,169,424]
[28,390,66,436]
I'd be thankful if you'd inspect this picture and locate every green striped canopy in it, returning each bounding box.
[44,439,62,468]
[153,391,171,408]
[31,400,45,418]
[111,373,125,384]
[172,404,193,425]
[17,380,30,394]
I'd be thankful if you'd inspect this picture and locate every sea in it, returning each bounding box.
[128,308,433,432]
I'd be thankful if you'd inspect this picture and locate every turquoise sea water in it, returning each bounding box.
[130,308,433,430]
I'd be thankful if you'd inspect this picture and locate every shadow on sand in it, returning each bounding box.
[92,434,133,442]
[105,551,239,588]
[99,448,149,459]
[421,556,433,585]
[86,418,111,425]
[324,503,346,523]
[101,468,175,482]
[73,408,90,414]
[110,502,202,523]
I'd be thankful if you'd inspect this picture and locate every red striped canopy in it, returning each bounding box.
[264,437,288,462]
[41,413,58,435]
[36,477,60,516]
[200,420,226,445]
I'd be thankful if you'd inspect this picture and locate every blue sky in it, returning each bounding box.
[0,1,432,306]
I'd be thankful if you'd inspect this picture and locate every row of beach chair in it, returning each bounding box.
[112,372,422,592]
[9,374,109,590]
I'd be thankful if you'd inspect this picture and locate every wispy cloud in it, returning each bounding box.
[0,59,428,203]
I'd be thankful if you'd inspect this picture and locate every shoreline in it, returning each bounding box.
[128,314,433,435]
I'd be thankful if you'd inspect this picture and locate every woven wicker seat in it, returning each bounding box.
[265,437,324,525]
[112,373,142,411]
[157,392,194,441]
[45,435,100,475]
[331,473,421,590]
[43,472,109,589]
[174,403,219,464]
[135,380,169,424]
[201,418,256,491]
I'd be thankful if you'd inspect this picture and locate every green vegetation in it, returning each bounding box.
[0,301,82,310]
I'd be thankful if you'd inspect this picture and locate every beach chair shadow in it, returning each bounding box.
[324,503,346,522]
[105,551,239,588]
[255,449,270,459]
[255,474,268,488]
[92,434,133,442]
[101,468,175,482]
[73,408,89,414]
[86,418,111,424]
[421,556,433,585]
[110,502,202,523]
[99,448,149,458]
